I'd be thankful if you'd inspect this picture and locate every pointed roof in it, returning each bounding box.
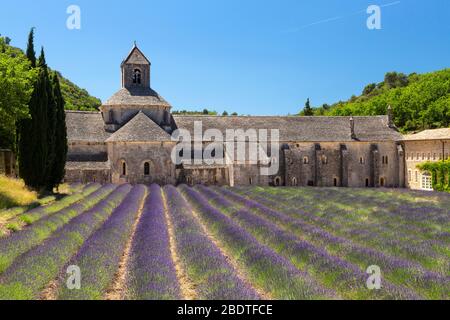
[121,44,151,66]
[106,111,172,143]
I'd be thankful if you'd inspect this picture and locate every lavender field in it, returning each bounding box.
[0,184,448,300]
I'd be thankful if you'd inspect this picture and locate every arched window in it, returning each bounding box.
[408,170,412,182]
[121,161,127,176]
[274,176,281,187]
[249,177,253,185]
[144,162,150,176]
[303,156,309,164]
[360,157,365,164]
[380,177,385,187]
[291,177,298,186]
[322,155,328,165]
[133,69,141,84]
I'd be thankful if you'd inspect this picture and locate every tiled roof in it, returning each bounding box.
[103,87,171,107]
[65,111,111,143]
[106,111,172,142]
[65,161,110,170]
[403,128,450,141]
[172,115,403,142]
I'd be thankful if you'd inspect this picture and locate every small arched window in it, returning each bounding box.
[322,156,328,165]
[133,69,141,84]
[274,176,281,187]
[360,157,365,164]
[121,161,127,176]
[144,162,150,176]
[291,177,298,186]
[303,156,309,164]
[249,177,253,185]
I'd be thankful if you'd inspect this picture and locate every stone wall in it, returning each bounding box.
[283,141,404,188]
[108,141,177,185]
[404,139,450,190]
[68,142,108,162]
[65,168,110,184]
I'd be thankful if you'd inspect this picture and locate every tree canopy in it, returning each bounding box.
[0,36,37,150]
[303,69,450,133]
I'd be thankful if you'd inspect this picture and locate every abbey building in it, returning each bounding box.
[65,45,413,188]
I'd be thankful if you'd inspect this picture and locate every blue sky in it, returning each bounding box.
[1,0,449,115]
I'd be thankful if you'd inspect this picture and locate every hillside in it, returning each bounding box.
[3,40,101,111]
[305,69,450,133]
[55,71,101,111]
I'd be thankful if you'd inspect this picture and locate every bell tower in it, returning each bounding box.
[121,43,151,89]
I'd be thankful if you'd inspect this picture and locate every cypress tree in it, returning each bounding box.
[18,29,37,187]
[303,98,314,116]
[48,72,67,190]
[26,28,36,68]
[41,49,57,191]
[19,47,51,190]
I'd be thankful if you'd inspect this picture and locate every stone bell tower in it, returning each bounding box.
[121,43,151,89]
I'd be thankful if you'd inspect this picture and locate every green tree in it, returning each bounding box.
[0,35,36,151]
[26,28,36,68]
[47,72,67,190]
[19,44,53,190]
[222,111,229,116]
[363,83,376,95]
[302,98,314,116]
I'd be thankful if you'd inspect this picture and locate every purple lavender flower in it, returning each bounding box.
[126,184,181,300]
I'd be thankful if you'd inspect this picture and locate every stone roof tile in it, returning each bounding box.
[66,111,111,143]
[103,87,170,107]
[172,115,402,142]
[403,128,450,141]
[106,111,172,142]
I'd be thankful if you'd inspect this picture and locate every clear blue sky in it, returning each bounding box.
[1,0,449,115]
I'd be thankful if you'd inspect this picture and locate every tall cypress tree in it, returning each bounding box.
[18,29,37,187]
[41,49,57,191]
[26,28,36,68]
[19,46,51,190]
[48,72,67,190]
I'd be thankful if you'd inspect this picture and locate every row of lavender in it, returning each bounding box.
[194,185,423,300]
[215,186,449,299]
[0,184,128,299]
[237,187,450,275]
[179,185,337,300]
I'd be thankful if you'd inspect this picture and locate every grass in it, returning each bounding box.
[0,175,37,210]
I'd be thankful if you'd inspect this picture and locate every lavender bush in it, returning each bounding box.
[126,184,181,300]
[0,184,131,300]
[57,185,147,300]
[0,184,116,274]
[164,185,259,300]
[180,185,337,300]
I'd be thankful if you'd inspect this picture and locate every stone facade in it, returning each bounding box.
[64,44,428,188]
[403,129,450,190]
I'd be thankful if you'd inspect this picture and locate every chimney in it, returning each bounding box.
[350,117,356,140]
[387,105,394,128]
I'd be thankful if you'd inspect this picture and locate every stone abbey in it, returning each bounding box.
[64,45,449,189]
